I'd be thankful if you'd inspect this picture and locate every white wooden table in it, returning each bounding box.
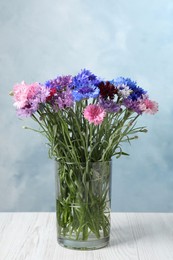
[0,213,173,260]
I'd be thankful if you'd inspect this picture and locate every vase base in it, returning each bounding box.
[58,237,109,250]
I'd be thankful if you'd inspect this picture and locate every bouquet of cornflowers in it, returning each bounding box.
[11,69,158,247]
[12,69,158,161]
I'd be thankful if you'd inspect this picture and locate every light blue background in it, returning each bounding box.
[0,0,172,212]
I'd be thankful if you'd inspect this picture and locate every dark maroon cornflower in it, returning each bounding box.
[98,81,118,100]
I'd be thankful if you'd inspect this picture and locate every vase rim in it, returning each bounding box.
[55,160,112,164]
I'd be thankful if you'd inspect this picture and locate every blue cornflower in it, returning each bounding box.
[72,69,100,101]
[72,86,100,101]
[72,69,100,89]
[114,77,147,101]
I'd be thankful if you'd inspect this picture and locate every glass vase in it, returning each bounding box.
[55,161,112,250]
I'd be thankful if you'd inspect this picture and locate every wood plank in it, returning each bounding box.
[0,213,173,260]
[127,213,173,260]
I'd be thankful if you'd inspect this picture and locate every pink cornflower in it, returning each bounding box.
[13,81,49,116]
[139,99,159,115]
[83,104,106,125]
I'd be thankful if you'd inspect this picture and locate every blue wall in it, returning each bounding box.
[0,0,172,212]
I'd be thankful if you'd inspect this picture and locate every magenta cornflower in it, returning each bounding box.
[83,104,106,125]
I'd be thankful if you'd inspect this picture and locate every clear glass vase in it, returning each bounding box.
[55,161,112,250]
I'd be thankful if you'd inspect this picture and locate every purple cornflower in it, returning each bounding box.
[123,98,143,114]
[44,75,74,110]
[52,87,74,111]
[99,98,121,113]
[45,75,73,89]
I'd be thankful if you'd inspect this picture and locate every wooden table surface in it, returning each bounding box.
[0,212,173,260]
